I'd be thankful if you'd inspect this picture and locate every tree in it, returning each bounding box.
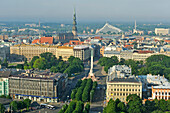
[29,56,39,67]
[90,90,95,102]
[68,56,75,63]
[23,99,31,110]
[117,102,126,112]
[6,95,12,99]
[84,103,90,113]
[16,64,24,69]
[167,100,170,111]
[126,94,144,113]
[1,58,8,68]
[159,99,167,111]
[24,58,28,66]
[0,103,5,113]
[145,100,155,112]
[71,89,77,100]
[33,58,47,70]
[10,101,18,112]
[74,101,84,113]
[119,58,125,65]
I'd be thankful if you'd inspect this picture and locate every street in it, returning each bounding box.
[90,59,106,113]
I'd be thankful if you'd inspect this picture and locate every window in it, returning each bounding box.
[126,89,128,91]
[117,89,119,91]
[129,89,131,91]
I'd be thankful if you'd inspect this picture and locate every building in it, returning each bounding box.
[73,45,91,61]
[56,46,74,61]
[54,33,74,41]
[9,71,68,102]
[32,37,54,44]
[151,85,170,100]
[106,78,142,103]
[10,44,58,61]
[107,65,131,81]
[103,50,170,61]
[96,22,122,34]
[0,71,11,96]
[155,28,170,35]
[0,45,10,61]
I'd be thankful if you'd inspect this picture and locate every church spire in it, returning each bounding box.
[72,8,77,37]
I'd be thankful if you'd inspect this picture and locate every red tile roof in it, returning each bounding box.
[32,39,40,44]
[137,50,154,54]
[124,45,134,48]
[40,37,53,44]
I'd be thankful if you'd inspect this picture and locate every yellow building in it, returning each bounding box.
[106,78,142,103]
[56,46,74,61]
[10,44,74,61]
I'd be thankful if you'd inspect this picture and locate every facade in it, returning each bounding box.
[9,72,68,102]
[0,71,11,96]
[0,45,10,61]
[54,33,74,41]
[73,45,91,61]
[106,78,142,103]
[103,50,170,61]
[152,86,170,100]
[0,78,9,96]
[56,46,74,61]
[155,28,170,35]
[10,44,58,61]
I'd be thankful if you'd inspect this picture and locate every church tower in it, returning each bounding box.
[72,9,77,37]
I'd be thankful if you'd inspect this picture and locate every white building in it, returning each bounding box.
[155,28,170,35]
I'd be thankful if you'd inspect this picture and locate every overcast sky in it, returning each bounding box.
[0,0,170,23]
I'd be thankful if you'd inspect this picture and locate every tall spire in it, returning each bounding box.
[72,8,77,37]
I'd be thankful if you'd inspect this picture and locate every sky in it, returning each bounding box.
[0,0,170,23]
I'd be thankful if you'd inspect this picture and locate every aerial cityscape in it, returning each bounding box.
[0,0,170,113]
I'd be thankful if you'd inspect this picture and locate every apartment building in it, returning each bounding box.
[106,78,142,103]
[9,71,68,102]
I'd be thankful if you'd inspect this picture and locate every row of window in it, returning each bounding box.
[155,92,170,95]
[109,88,140,92]
[109,84,140,87]
[109,92,140,96]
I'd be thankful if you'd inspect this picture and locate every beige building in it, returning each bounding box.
[106,78,142,103]
[155,28,170,35]
[56,46,74,61]
[10,44,74,61]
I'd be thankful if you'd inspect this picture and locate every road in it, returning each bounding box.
[90,60,106,113]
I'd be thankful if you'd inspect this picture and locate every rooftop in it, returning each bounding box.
[108,78,140,83]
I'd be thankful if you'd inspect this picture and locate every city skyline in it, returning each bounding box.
[0,0,170,23]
